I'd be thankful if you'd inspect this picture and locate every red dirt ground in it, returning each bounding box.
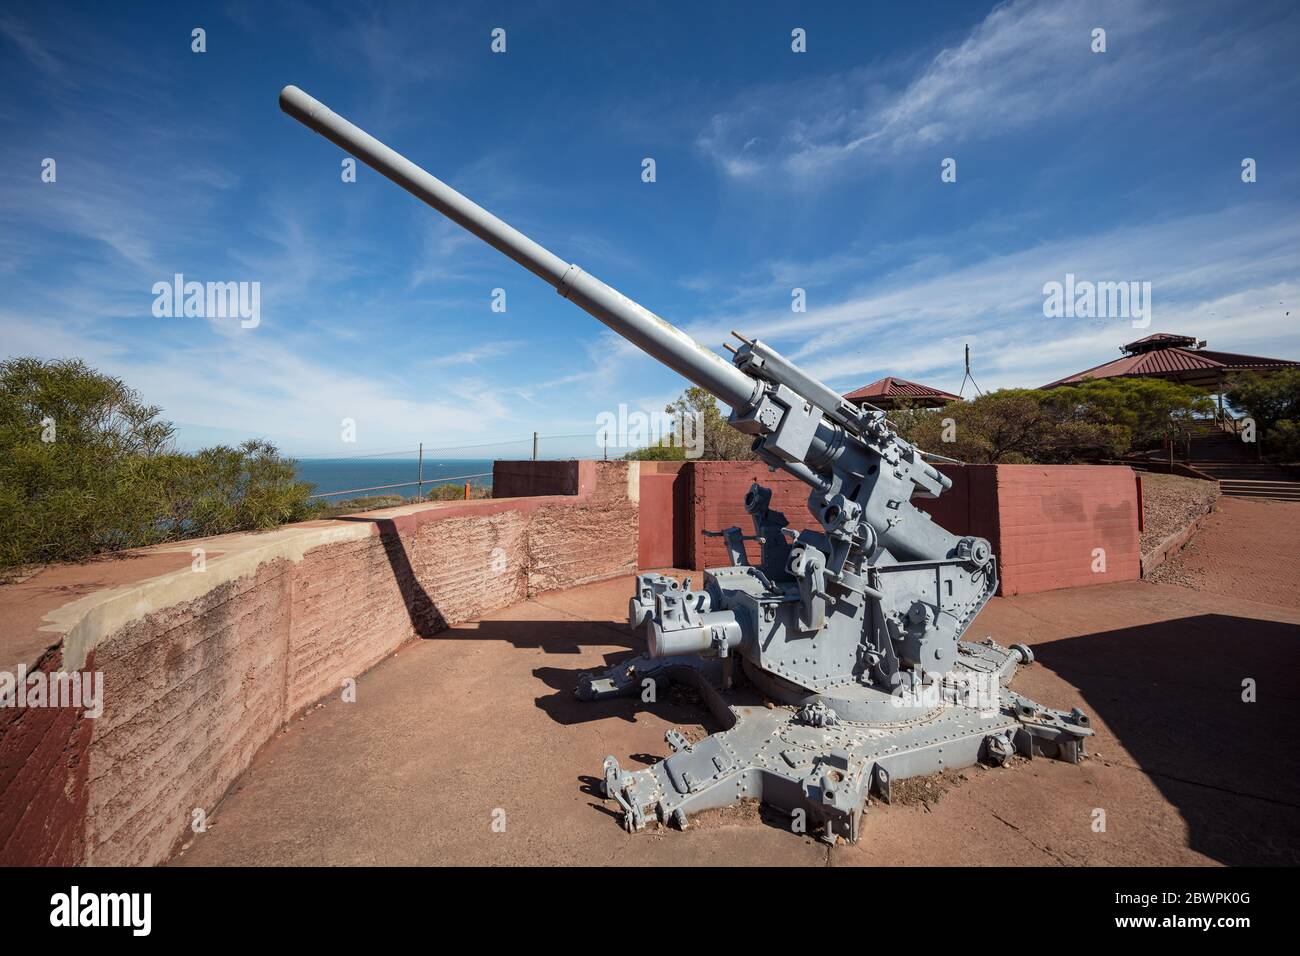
[1149,497,1300,609]
[172,499,1300,866]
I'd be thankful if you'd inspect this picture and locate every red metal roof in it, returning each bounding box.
[1122,332,1200,353]
[1043,342,1300,388]
[843,376,961,403]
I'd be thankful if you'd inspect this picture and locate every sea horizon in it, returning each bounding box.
[294,457,496,501]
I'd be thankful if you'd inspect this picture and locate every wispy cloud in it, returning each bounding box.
[677,203,1300,391]
[0,13,65,81]
[422,340,524,367]
[696,0,1216,181]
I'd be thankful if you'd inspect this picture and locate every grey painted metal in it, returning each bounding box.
[281,86,1093,843]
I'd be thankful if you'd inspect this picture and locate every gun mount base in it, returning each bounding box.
[580,636,1091,843]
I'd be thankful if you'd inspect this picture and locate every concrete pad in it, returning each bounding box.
[174,592,826,866]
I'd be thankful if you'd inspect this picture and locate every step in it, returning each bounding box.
[1198,469,1293,478]
[1220,494,1300,502]
[1185,450,1261,461]
[1220,480,1300,489]
[1218,480,1300,500]
[1192,464,1292,476]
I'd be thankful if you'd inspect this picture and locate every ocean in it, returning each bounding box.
[293,458,495,501]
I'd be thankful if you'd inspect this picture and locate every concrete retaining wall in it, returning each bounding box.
[637,461,691,569]
[0,461,637,867]
[647,461,1140,597]
[492,460,581,497]
[989,465,1140,594]
[688,462,815,569]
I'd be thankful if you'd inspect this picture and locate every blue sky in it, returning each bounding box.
[2,0,1297,459]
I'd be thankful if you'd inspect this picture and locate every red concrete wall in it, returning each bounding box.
[637,462,690,568]
[688,462,814,570]
[0,460,638,867]
[88,559,295,866]
[654,461,1140,597]
[992,465,1140,595]
[639,473,676,568]
[914,464,1001,550]
[493,460,579,497]
[0,646,93,867]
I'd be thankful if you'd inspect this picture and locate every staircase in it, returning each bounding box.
[1184,422,1300,501]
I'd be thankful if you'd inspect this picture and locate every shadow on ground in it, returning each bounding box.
[340,513,683,726]
[1040,613,1300,866]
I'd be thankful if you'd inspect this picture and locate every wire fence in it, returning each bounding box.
[305,472,494,501]
[296,431,597,502]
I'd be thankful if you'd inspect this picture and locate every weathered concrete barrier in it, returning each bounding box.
[626,460,1141,596]
[0,461,637,867]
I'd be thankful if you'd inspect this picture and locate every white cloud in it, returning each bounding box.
[0,13,65,81]
[676,203,1300,393]
[698,0,1176,180]
[422,340,524,367]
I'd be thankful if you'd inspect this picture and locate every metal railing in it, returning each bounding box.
[306,472,493,501]
[298,431,593,502]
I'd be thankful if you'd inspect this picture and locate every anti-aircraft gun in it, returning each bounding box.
[280,85,1092,842]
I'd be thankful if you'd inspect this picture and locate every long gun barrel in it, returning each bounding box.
[279,84,957,562]
[278,85,758,412]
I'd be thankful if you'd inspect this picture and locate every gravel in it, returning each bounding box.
[1139,472,1219,560]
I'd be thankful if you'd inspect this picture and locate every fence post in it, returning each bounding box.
[417,442,423,500]
[463,482,470,500]
[532,431,538,460]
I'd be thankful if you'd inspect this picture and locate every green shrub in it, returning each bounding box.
[1270,419,1300,461]
[423,482,491,501]
[0,357,316,570]
[1226,369,1300,460]
[622,443,686,461]
[891,378,1212,464]
[622,387,756,461]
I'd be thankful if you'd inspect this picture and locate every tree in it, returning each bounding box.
[1226,369,1300,459]
[665,386,756,461]
[893,392,1063,463]
[890,378,1212,464]
[1041,378,1213,450]
[619,386,756,461]
[0,357,316,570]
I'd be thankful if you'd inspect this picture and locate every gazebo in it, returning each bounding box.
[1042,333,1300,392]
[843,376,962,411]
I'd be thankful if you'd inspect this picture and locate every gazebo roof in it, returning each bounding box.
[843,376,962,409]
[1121,332,1202,353]
[1042,332,1299,389]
